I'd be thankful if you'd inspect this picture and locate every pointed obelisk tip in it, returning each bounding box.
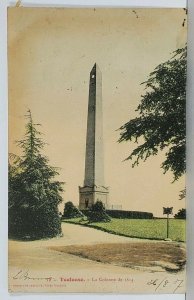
[91,63,100,72]
[92,63,96,70]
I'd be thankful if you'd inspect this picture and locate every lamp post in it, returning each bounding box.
[163,207,173,240]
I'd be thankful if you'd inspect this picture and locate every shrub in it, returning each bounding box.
[87,201,111,223]
[174,208,186,219]
[63,201,84,219]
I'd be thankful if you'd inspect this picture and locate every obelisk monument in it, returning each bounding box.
[79,63,109,209]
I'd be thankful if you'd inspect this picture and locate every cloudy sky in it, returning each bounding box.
[8,7,186,216]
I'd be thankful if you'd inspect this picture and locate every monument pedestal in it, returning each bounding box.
[79,186,109,210]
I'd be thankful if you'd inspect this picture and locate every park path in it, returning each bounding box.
[8,223,185,294]
[9,223,143,273]
[9,222,149,251]
[33,222,147,247]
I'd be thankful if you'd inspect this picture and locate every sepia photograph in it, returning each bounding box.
[8,7,187,293]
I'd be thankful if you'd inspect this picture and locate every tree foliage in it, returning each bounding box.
[119,46,186,181]
[9,110,64,240]
[179,188,186,200]
[63,201,83,219]
[174,208,186,219]
[88,200,111,223]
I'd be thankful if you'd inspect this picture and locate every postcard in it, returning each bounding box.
[8,7,187,293]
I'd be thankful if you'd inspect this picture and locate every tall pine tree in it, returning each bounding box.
[9,110,64,240]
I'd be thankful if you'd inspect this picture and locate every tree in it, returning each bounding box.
[88,201,111,223]
[63,201,84,219]
[119,46,186,182]
[179,188,186,200]
[174,208,186,219]
[8,110,64,240]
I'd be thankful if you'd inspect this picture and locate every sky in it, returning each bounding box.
[8,7,187,217]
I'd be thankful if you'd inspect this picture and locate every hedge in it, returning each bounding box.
[81,209,153,219]
[106,210,153,219]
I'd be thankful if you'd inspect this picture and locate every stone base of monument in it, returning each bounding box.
[79,185,109,210]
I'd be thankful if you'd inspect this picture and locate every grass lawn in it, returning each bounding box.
[62,218,185,242]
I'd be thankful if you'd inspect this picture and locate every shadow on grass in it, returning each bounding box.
[49,242,186,274]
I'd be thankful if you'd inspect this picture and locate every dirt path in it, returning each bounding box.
[8,223,186,294]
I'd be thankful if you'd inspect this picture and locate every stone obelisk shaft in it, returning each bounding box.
[84,63,104,187]
[79,63,109,210]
